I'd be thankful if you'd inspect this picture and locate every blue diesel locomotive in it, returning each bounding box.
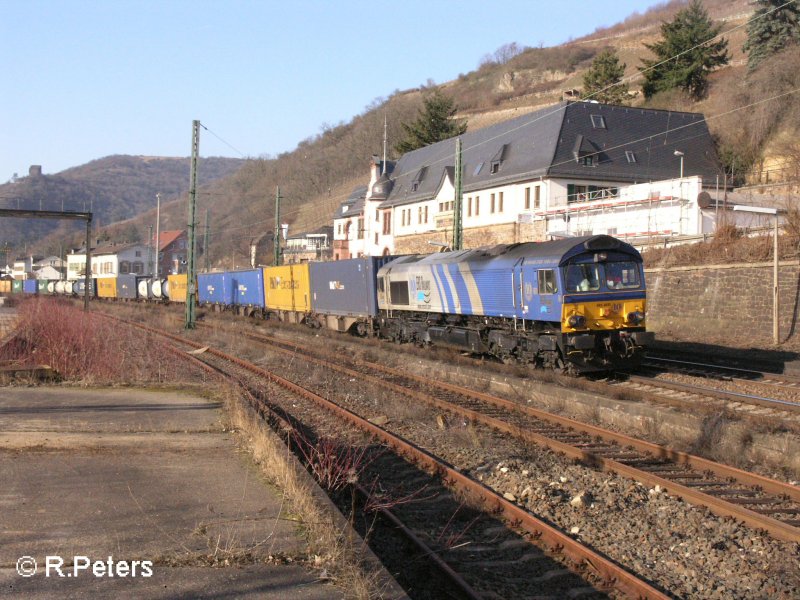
[375,235,652,372]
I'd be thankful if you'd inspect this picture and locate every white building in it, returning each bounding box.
[67,243,152,280]
[335,101,725,256]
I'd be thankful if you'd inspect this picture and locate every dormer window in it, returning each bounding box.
[625,151,637,163]
[579,156,594,166]
[590,114,606,129]
[490,144,508,175]
[411,166,427,193]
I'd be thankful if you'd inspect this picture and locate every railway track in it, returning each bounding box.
[115,315,668,599]
[196,322,800,544]
[626,356,800,417]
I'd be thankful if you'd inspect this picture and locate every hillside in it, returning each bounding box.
[11,0,799,268]
[0,155,243,257]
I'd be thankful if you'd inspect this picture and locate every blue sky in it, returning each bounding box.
[1,0,664,180]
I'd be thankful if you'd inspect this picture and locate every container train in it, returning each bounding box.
[2,235,653,372]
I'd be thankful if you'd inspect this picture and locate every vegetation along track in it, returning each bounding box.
[620,355,800,418]
[111,315,666,600]
[192,320,800,545]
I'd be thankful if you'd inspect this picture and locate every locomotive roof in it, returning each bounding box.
[385,235,641,269]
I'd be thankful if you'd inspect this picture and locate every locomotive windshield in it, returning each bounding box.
[604,261,641,289]
[564,261,641,292]
[565,264,601,292]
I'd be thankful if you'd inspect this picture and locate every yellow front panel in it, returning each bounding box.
[263,264,311,312]
[168,274,188,303]
[562,298,647,332]
[97,277,117,299]
[0,280,10,294]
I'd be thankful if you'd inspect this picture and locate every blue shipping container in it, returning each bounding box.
[23,279,38,294]
[229,269,265,308]
[198,272,230,305]
[309,256,395,318]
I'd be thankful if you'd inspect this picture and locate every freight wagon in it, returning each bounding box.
[97,277,117,299]
[229,269,265,315]
[263,264,310,323]
[165,274,188,303]
[307,256,394,334]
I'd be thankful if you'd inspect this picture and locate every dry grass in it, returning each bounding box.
[220,386,389,599]
[1,297,200,384]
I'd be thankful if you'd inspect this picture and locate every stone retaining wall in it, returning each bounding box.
[645,260,800,346]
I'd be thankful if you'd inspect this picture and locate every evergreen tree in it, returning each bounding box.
[743,0,800,71]
[582,48,630,104]
[640,0,729,100]
[394,90,467,154]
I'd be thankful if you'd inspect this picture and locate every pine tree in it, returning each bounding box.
[582,48,630,105]
[640,0,729,100]
[743,0,800,71]
[394,90,467,154]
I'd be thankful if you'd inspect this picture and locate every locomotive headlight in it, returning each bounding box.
[568,314,586,328]
[627,311,645,325]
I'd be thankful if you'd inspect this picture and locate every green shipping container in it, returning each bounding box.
[37,279,51,294]
[12,280,23,294]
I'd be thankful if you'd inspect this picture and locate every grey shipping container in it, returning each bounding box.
[116,274,138,299]
[309,256,396,318]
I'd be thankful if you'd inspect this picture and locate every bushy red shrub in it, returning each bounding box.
[1,297,198,384]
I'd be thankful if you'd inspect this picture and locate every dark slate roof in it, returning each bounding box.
[336,186,367,219]
[550,101,720,182]
[379,101,721,208]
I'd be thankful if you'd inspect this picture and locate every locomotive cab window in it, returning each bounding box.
[565,264,601,292]
[604,261,641,289]
[537,269,558,294]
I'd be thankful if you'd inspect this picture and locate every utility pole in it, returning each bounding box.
[273,186,282,266]
[204,208,210,272]
[452,138,464,251]
[155,193,161,277]
[148,225,153,275]
[185,120,200,329]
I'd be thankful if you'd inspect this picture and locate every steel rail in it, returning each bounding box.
[227,327,800,543]
[626,373,800,415]
[125,317,669,599]
[107,315,483,600]
[642,355,800,387]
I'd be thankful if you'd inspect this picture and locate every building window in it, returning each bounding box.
[376,209,379,221]
[424,206,429,223]
[135,250,141,257]
[524,188,530,210]
[357,217,364,239]
[475,196,480,216]
[490,161,500,174]
[534,186,541,209]
[337,223,342,236]
[132,262,144,274]
[120,261,130,274]
[375,233,379,244]
[590,114,606,129]
[468,196,473,217]
[568,184,589,203]
[382,211,391,235]
[579,155,594,166]
[499,191,504,213]
[625,151,637,163]
[490,193,496,214]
